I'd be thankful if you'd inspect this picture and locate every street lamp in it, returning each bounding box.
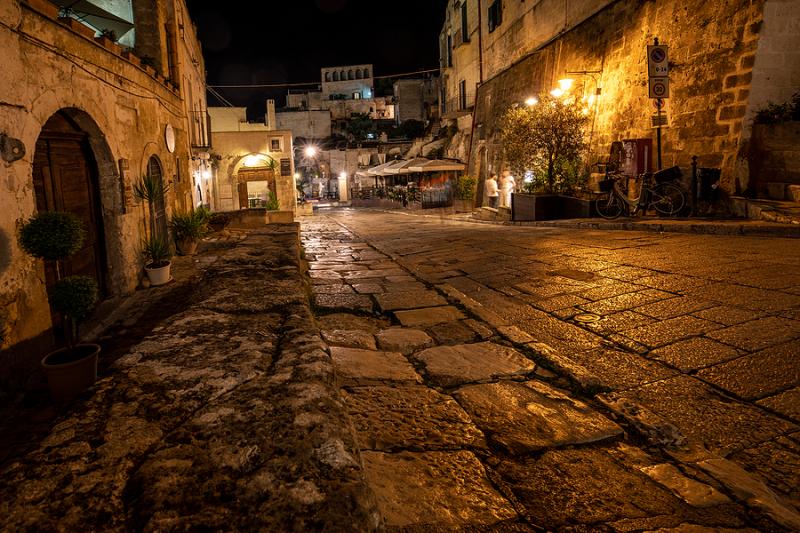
[304,146,317,158]
[525,96,539,107]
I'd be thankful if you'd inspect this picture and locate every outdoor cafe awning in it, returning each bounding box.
[382,158,431,175]
[366,161,397,176]
[408,159,466,172]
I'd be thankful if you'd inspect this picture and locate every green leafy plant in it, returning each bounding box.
[18,211,85,263]
[754,93,800,124]
[208,212,231,231]
[18,211,98,346]
[133,174,170,238]
[499,94,589,193]
[455,175,477,200]
[141,234,171,268]
[50,276,98,345]
[169,209,208,242]
[265,190,280,211]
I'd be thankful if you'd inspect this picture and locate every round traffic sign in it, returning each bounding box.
[652,82,667,97]
[650,47,666,63]
[653,98,665,110]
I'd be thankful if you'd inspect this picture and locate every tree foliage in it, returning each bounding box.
[346,113,375,141]
[499,94,589,193]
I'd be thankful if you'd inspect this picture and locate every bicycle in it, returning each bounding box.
[595,167,686,219]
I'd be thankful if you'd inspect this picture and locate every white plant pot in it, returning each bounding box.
[145,261,171,286]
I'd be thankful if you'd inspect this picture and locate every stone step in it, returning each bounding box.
[729,197,800,225]
[762,182,800,202]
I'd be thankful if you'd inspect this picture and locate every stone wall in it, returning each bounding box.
[750,122,800,195]
[468,0,772,196]
[0,0,206,371]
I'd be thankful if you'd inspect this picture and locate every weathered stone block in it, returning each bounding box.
[412,342,535,387]
[454,381,622,454]
[718,104,747,121]
[361,451,517,528]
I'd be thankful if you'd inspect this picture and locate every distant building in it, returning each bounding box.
[393,78,440,124]
[208,103,296,213]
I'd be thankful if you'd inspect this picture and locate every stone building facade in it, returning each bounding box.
[0,0,208,372]
[440,0,800,197]
[208,107,296,213]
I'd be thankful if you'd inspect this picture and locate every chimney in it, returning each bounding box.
[265,99,276,131]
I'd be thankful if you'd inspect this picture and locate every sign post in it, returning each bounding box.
[647,38,669,170]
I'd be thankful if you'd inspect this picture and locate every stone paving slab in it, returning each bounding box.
[608,376,799,454]
[649,337,742,372]
[495,449,708,529]
[757,388,800,422]
[374,290,447,312]
[412,342,535,388]
[705,317,800,352]
[361,450,518,528]
[313,293,374,313]
[453,380,622,454]
[639,463,731,508]
[374,328,434,354]
[728,436,800,508]
[695,342,800,400]
[567,348,679,391]
[321,329,377,350]
[394,305,465,327]
[330,347,422,385]
[341,385,486,451]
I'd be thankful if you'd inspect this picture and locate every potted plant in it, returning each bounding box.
[207,211,231,232]
[169,209,208,255]
[142,234,172,285]
[453,174,476,213]
[499,94,590,221]
[134,174,172,285]
[18,211,100,402]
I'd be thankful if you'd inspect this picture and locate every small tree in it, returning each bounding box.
[499,94,589,193]
[346,113,374,141]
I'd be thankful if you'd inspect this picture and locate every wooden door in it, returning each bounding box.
[32,113,107,322]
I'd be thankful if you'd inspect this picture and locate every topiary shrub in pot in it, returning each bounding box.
[18,211,101,402]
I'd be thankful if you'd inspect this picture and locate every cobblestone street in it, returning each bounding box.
[302,209,800,531]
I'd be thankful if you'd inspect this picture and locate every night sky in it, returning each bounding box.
[186,0,445,112]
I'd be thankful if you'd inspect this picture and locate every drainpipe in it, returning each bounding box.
[477,0,483,84]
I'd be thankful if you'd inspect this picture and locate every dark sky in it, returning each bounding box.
[186,0,445,111]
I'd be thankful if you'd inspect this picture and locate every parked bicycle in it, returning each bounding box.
[596,166,686,219]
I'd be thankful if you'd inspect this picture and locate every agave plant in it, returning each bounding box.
[141,234,172,268]
[133,174,170,239]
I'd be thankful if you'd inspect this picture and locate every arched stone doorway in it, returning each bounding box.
[234,154,277,209]
[32,110,109,329]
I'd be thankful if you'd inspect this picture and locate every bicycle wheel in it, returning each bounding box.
[596,193,624,219]
[651,183,686,215]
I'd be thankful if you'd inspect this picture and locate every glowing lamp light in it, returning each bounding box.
[304,146,318,157]
[525,97,539,106]
[550,88,564,98]
[523,170,535,183]
[201,168,212,179]
[339,172,347,179]
[558,78,574,91]
[293,172,301,180]
[243,155,264,167]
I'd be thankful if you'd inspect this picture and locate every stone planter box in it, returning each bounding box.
[511,193,592,221]
[25,0,59,19]
[58,17,96,40]
[453,198,474,213]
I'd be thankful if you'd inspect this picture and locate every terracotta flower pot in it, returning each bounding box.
[41,343,100,402]
[177,238,198,255]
